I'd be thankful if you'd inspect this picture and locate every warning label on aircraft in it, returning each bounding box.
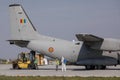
[48,47,54,53]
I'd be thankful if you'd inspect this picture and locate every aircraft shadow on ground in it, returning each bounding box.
[9,67,120,71]
[72,68,120,71]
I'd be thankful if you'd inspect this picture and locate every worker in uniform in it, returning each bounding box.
[34,57,38,69]
[61,56,67,72]
[55,58,60,71]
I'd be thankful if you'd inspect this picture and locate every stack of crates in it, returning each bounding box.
[35,54,44,65]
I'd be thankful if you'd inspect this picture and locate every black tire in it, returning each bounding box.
[32,64,37,69]
[85,65,95,70]
[28,63,36,69]
[15,64,20,69]
[28,64,31,69]
[96,65,106,70]
[100,65,106,69]
[13,63,20,69]
[12,64,16,69]
[91,65,95,70]
[85,65,90,70]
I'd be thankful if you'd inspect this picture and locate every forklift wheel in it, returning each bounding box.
[13,64,20,69]
[28,64,31,69]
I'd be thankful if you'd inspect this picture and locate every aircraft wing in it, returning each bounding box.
[76,34,103,42]
[76,34,104,49]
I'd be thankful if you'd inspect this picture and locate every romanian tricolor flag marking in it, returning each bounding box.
[20,19,26,24]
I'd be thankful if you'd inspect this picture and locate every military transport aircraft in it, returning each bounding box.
[8,4,120,70]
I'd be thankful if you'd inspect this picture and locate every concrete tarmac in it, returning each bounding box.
[0,64,120,77]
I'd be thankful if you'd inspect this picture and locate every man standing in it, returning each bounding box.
[55,58,60,71]
[61,56,67,72]
[34,57,38,69]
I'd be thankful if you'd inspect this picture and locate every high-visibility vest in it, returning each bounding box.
[56,60,60,65]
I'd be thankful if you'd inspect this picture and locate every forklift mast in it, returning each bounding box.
[30,51,36,63]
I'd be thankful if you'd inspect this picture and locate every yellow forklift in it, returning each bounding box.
[12,51,38,69]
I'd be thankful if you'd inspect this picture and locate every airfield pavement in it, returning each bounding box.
[0,64,120,77]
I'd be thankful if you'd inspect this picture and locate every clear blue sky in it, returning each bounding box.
[0,0,120,59]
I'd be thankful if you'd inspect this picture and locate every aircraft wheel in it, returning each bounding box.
[85,65,90,70]
[100,65,106,69]
[96,65,106,70]
[90,65,95,70]
[85,65,95,70]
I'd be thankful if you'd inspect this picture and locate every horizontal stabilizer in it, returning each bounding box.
[7,40,29,47]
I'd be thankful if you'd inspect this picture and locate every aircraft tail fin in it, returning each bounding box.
[9,4,38,40]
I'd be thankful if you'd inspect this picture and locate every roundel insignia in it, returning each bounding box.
[48,47,54,53]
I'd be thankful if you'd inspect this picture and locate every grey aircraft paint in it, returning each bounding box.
[8,4,120,70]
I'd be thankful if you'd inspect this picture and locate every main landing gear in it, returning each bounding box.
[85,65,106,70]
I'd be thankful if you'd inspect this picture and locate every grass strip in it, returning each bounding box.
[0,76,120,80]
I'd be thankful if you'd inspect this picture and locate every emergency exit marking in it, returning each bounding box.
[48,47,54,53]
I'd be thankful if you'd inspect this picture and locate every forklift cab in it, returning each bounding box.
[12,51,38,69]
[17,52,31,64]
